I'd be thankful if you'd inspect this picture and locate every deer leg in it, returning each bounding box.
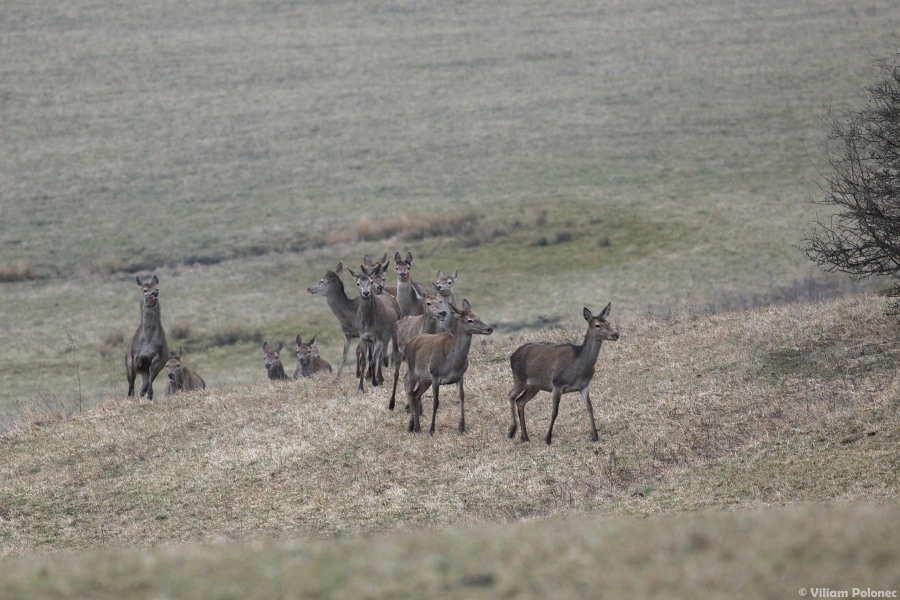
[580,388,600,443]
[372,340,384,387]
[139,372,150,397]
[334,335,351,382]
[457,378,465,433]
[126,363,136,397]
[357,342,368,392]
[514,387,541,442]
[389,342,407,411]
[507,382,525,438]
[408,381,429,433]
[429,380,441,435]
[545,387,563,445]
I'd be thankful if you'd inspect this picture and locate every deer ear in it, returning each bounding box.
[599,302,612,318]
[451,270,458,280]
[151,275,159,285]
[335,262,343,274]
[309,334,317,346]
[406,251,413,263]
[394,251,402,263]
[296,334,302,346]
[136,275,142,285]
[462,298,472,311]
[583,307,593,321]
[348,267,359,278]
[276,342,284,352]
[263,341,270,352]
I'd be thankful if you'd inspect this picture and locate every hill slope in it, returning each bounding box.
[0,294,897,596]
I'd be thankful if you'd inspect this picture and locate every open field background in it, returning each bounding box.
[2,0,899,417]
[3,0,900,596]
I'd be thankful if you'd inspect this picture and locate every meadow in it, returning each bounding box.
[1,0,900,596]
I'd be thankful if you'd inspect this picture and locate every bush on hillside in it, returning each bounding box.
[803,52,900,314]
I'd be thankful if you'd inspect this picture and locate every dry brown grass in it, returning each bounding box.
[1,294,897,558]
[0,261,34,283]
[0,293,898,596]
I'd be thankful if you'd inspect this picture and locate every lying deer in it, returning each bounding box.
[293,334,333,379]
[507,303,619,444]
[126,274,170,400]
[262,341,291,381]
[404,299,493,434]
[165,347,206,396]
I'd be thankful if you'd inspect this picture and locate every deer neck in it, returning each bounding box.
[140,301,162,331]
[577,330,604,368]
[268,363,287,380]
[422,312,439,335]
[327,279,358,320]
[446,327,474,368]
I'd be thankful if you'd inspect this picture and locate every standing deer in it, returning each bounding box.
[262,341,291,381]
[293,334,333,378]
[125,274,169,400]
[393,251,426,317]
[348,265,400,392]
[404,299,493,434]
[388,287,447,410]
[164,347,206,396]
[361,253,397,298]
[432,269,458,333]
[307,263,364,381]
[507,303,619,444]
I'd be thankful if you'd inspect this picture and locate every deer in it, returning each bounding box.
[348,265,400,392]
[388,287,447,410]
[125,274,170,400]
[164,347,206,396]
[293,334,333,378]
[307,263,364,381]
[403,298,493,435]
[393,251,427,317]
[262,341,291,381]
[361,253,397,299]
[432,269,458,333]
[507,303,619,445]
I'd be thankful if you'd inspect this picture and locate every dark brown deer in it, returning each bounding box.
[388,287,447,410]
[262,341,291,381]
[404,299,493,434]
[307,263,364,381]
[125,274,170,400]
[348,265,400,392]
[293,334,333,379]
[164,347,206,396]
[393,251,427,317]
[507,303,619,444]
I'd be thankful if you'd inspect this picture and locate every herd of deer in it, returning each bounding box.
[125,252,619,444]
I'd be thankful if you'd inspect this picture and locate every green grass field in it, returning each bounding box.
[3,0,897,417]
[2,0,900,596]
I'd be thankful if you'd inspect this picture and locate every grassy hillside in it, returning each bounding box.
[2,0,899,418]
[1,293,898,596]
